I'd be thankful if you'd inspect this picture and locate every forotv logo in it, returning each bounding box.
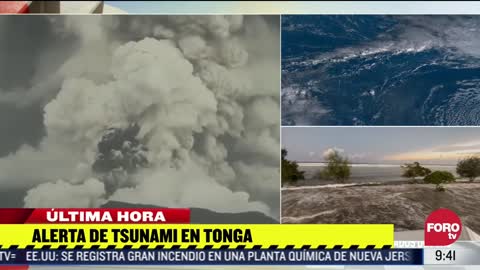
[424,208,462,246]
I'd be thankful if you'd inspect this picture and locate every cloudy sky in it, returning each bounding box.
[282,127,480,165]
[0,15,280,219]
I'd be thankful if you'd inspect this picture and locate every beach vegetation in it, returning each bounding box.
[281,148,305,185]
[423,171,455,191]
[320,150,351,183]
[401,162,431,183]
[456,156,480,182]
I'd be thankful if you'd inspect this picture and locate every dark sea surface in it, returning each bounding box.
[282,15,480,126]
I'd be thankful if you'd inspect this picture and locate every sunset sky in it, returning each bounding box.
[282,127,480,165]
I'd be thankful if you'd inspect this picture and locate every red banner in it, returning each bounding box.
[0,1,29,13]
[0,208,190,224]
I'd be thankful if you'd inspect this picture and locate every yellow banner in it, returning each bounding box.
[0,224,393,249]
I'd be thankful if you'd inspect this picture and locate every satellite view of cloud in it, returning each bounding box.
[282,16,480,126]
[0,15,280,220]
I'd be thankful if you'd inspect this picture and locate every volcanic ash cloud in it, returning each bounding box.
[0,15,280,219]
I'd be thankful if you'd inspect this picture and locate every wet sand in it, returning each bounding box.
[282,182,480,233]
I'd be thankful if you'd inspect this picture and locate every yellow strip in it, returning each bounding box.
[0,224,393,249]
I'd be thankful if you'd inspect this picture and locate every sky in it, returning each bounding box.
[105,1,480,14]
[282,127,480,165]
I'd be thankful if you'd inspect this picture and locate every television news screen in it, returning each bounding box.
[0,1,479,270]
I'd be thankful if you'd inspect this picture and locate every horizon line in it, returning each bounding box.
[296,161,457,166]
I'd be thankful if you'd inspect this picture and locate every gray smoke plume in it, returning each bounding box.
[0,15,280,219]
[92,124,149,195]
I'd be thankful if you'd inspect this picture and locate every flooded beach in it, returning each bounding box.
[281,127,480,237]
[282,182,480,234]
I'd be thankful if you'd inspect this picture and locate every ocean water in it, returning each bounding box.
[298,163,457,183]
[282,15,480,126]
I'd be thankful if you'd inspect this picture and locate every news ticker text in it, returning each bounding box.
[0,249,423,265]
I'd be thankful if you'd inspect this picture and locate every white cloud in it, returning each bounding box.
[323,147,345,159]
[24,178,106,208]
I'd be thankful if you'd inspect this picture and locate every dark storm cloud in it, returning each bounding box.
[0,16,53,156]
[0,16,78,156]
[0,104,44,156]
[0,16,53,89]
[0,16,78,92]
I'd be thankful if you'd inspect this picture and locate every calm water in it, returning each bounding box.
[299,163,458,183]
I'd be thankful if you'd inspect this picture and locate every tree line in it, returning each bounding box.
[281,148,350,185]
[401,156,480,191]
[282,148,480,191]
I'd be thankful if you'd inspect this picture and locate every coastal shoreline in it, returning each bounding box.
[282,179,476,189]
